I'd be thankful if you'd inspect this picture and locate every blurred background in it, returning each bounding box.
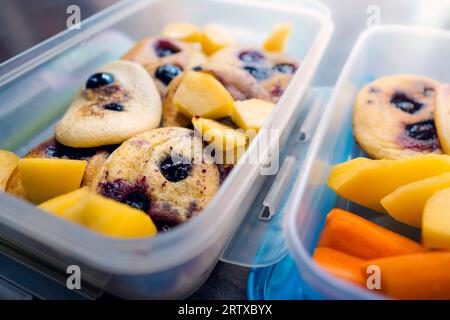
[0,0,449,83]
[0,0,119,63]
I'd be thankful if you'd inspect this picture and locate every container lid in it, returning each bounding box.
[221,87,332,267]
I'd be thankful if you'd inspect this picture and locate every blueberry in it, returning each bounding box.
[46,142,98,160]
[406,120,437,141]
[159,156,192,182]
[86,73,115,89]
[123,192,150,213]
[238,50,265,63]
[104,103,124,112]
[242,65,272,81]
[423,87,435,97]
[155,64,183,86]
[390,92,423,114]
[192,65,203,71]
[154,40,181,57]
[273,63,297,74]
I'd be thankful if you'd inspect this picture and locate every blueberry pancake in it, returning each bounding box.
[6,138,116,199]
[209,46,299,102]
[122,37,206,95]
[354,75,441,160]
[162,63,270,127]
[92,127,220,226]
[55,60,162,148]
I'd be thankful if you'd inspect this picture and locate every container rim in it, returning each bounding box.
[0,0,333,274]
[284,24,450,300]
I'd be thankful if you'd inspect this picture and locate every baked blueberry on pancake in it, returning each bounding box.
[55,60,162,148]
[122,37,206,95]
[353,75,441,159]
[92,128,221,226]
[209,46,299,102]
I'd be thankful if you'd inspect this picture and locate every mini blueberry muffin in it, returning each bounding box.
[122,37,206,95]
[6,138,116,199]
[354,75,441,159]
[55,60,162,148]
[209,46,299,102]
[92,127,221,226]
[162,63,271,127]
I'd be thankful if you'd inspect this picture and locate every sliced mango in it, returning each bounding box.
[0,150,19,192]
[423,187,450,250]
[201,24,235,55]
[435,84,450,154]
[19,158,87,204]
[327,155,450,212]
[162,22,200,42]
[39,187,90,218]
[65,193,157,239]
[174,71,234,119]
[381,172,450,228]
[232,99,275,131]
[192,117,247,152]
[263,23,293,52]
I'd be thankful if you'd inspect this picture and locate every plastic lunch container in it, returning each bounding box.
[0,0,332,299]
[270,25,450,300]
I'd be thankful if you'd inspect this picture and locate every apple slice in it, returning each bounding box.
[435,84,450,154]
[174,71,234,119]
[162,22,200,42]
[192,117,247,165]
[381,172,450,228]
[232,99,275,131]
[19,158,87,204]
[263,23,293,52]
[201,24,235,55]
[423,187,450,250]
[67,193,157,238]
[327,155,450,212]
[0,150,19,192]
[39,187,90,218]
[192,116,247,151]
[41,191,157,239]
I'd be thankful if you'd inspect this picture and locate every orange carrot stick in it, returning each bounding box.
[365,252,450,300]
[313,247,366,287]
[317,209,425,259]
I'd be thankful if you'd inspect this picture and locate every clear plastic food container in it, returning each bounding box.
[283,25,450,299]
[0,0,332,298]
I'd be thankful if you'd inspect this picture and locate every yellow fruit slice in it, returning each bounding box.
[174,71,234,119]
[263,23,293,52]
[65,193,157,239]
[423,187,450,250]
[0,150,19,192]
[201,24,235,55]
[192,117,247,152]
[381,172,450,228]
[162,22,200,42]
[232,99,276,131]
[327,155,450,212]
[19,158,87,204]
[435,84,450,154]
[38,187,90,218]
